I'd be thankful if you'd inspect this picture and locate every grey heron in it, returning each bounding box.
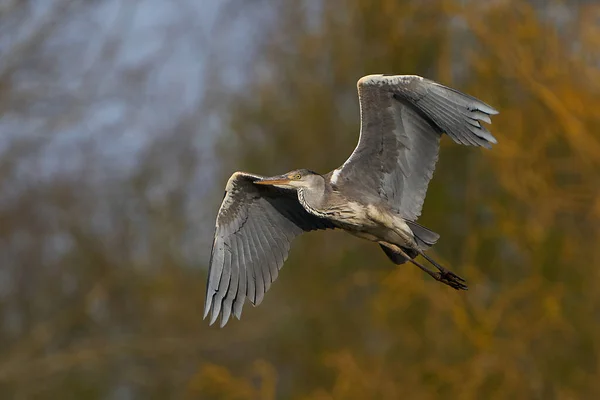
[205,74,498,327]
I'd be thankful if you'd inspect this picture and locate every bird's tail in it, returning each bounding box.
[405,220,440,250]
[380,221,440,265]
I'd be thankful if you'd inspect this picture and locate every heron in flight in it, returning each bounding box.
[205,74,498,327]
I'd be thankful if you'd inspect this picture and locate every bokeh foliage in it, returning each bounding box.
[1,0,599,399]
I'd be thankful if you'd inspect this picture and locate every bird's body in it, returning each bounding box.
[296,175,415,249]
[205,74,499,326]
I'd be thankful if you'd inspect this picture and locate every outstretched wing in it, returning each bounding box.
[332,74,499,221]
[205,172,334,327]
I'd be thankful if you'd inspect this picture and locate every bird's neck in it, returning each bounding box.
[297,178,328,217]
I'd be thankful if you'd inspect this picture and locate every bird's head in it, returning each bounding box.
[255,169,321,190]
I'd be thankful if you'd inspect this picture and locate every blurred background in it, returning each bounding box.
[1,0,599,398]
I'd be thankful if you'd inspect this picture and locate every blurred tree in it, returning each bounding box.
[0,0,599,399]
[204,0,600,399]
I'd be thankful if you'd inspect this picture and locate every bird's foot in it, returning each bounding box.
[435,268,468,291]
[419,252,468,290]
[393,247,469,291]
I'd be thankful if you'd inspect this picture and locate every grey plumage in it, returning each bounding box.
[205,172,334,327]
[333,75,498,221]
[205,74,499,327]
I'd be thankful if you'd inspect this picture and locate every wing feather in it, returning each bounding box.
[243,225,257,305]
[220,234,241,327]
[247,215,267,305]
[209,247,231,325]
[334,74,498,220]
[205,172,334,326]
[232,245,247,320]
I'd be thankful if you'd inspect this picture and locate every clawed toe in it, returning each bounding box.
[438,270,468,290]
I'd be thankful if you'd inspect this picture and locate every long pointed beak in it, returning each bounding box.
[255,175,291,186]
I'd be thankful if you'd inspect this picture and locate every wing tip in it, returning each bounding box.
[212,293,246,326]
[233,307,243,321]
[485,106,500,115]
[220,308,232,328]
[205,303,231,328]
[253,292,265,307]
[203,292,215,320]
[476,104,499,116]
[209,299,222,326]
[468,124,498,147]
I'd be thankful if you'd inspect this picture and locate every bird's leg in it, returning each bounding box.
[394,248,439,280]
[420,251,468,290]
[395,247,468,291]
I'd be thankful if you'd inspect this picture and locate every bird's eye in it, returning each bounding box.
[293,174,301,180]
